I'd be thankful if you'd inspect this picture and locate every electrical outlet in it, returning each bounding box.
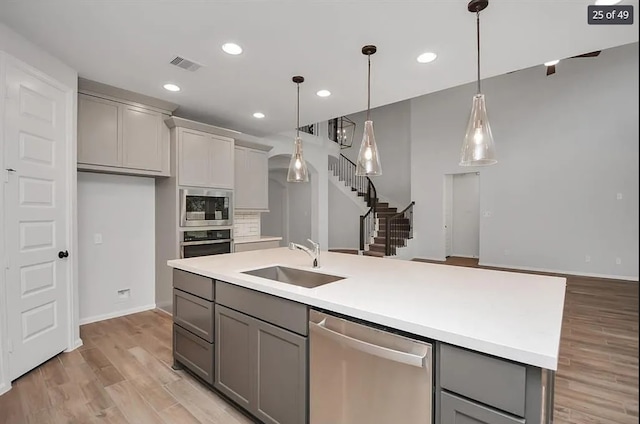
[585,255,591,263]
[94,233,103,244]
[616,193,623,200]
[483,211,492,218]
[616,258,622,265]
[117,288,130,300]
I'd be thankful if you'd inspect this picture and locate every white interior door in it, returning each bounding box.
[452,173,480,258]
[3,61,69,381]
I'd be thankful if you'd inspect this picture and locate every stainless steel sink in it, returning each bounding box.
[242,266,344,288]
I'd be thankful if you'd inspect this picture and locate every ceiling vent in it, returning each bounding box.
[169,56,202,72]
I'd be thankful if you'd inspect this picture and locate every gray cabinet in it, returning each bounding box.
[234,146,268,211]
[173,324,214,385]
[215,301,308,424]
[254,318,307,424]
[178,128,234,189]
[121,104,164,171]
[77,93,170,176]
[214,305,253,410]
[440,392,525,424]
[172,270,215,385]
[173,289,214,342]
[78,94,119,166]
[436,343,550,424]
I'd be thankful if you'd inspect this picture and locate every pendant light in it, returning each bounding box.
[460,0,497,166]
[287,76,310,182]
[355,45,382,176]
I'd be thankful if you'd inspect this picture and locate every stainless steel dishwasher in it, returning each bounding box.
[309,310,433,424]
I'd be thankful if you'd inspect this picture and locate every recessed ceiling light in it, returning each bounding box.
[544,60,560,67]
[163,83,180,92]
[417,52,438,63]
[595,0,621,5]
[253,112,265,119]
[316,90,331,97]
[222,43,243,55]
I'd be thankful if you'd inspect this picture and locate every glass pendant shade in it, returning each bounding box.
[460,94,497,166]
[287,137,309,182]
[356,120,382,176]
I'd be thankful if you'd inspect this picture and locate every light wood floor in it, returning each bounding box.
[0,259,637,424]
[0,310,254,424]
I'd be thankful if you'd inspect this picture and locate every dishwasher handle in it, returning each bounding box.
[309,319,430,369]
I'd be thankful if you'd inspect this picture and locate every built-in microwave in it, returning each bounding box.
[179,188,233,227]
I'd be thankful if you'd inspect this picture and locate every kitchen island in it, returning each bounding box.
[168,248,566,424]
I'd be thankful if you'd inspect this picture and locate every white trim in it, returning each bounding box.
[479,262,639,282]
[0,51,9,398]
[64,339,83,353]
[155,307,173,317]
[79,304,157,325]
[0,381,10,396]
[450,254,479,259]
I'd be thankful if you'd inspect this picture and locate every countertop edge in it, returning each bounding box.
[233,236,283,244]
[167,260,561,370]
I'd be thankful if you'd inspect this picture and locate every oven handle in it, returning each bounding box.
[309,319,430,368]
[180,239,233,246]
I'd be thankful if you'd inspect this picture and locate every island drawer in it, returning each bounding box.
[216,281,308,336]
[440,391,525,424]
[173,289,214,343]
[173,269,214,301]
[173,324,214,385]
[440,344,526,417]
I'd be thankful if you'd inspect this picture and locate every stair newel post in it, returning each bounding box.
[385,215,391,256]
[359,215,365,251]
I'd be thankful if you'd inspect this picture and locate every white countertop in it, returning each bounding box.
[168,248,566,370]
[233,236,283,244]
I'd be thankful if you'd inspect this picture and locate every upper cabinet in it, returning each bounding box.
[77,78,177,177]
[235,145,269,211]
[166,117,236,190]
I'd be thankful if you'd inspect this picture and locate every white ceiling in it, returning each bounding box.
[1,0,637,136]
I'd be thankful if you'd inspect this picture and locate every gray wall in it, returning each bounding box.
[78,172,156,323]
[262,169,312,247]
[342,100,412,207]
[411,42,639,279]
[328,182,361,249]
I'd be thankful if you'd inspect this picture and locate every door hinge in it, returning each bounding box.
[4,168,16,183]
[7,339,13,354]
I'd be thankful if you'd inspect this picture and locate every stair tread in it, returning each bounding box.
[363,250,385,257]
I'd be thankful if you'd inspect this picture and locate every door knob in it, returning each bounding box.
[58,250,69,259]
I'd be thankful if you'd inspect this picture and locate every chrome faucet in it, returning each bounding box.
[289,239,320,268]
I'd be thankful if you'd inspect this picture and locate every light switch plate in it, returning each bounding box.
[94,233,103,244]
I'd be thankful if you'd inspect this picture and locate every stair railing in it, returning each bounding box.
[385,201,415,256]
[328,154,377,251]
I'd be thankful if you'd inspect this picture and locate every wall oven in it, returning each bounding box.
[180,188,233,227]
[180,229,233,258]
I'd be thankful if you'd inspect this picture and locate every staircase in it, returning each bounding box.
[329,154,415,257]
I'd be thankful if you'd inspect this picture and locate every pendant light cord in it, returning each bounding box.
[476,10,481,95]
[296,82,300,137]
[366,53,371,121]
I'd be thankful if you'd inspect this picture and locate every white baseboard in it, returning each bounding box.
[0,381,11,396]
[156,305,173,317]
[65,338,84,352]
[412,256,447,262]
[450,254,479,259]
[479,262,639,282]
[79,303,157,325]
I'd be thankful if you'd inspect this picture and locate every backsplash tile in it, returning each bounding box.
[234,212,261,237]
